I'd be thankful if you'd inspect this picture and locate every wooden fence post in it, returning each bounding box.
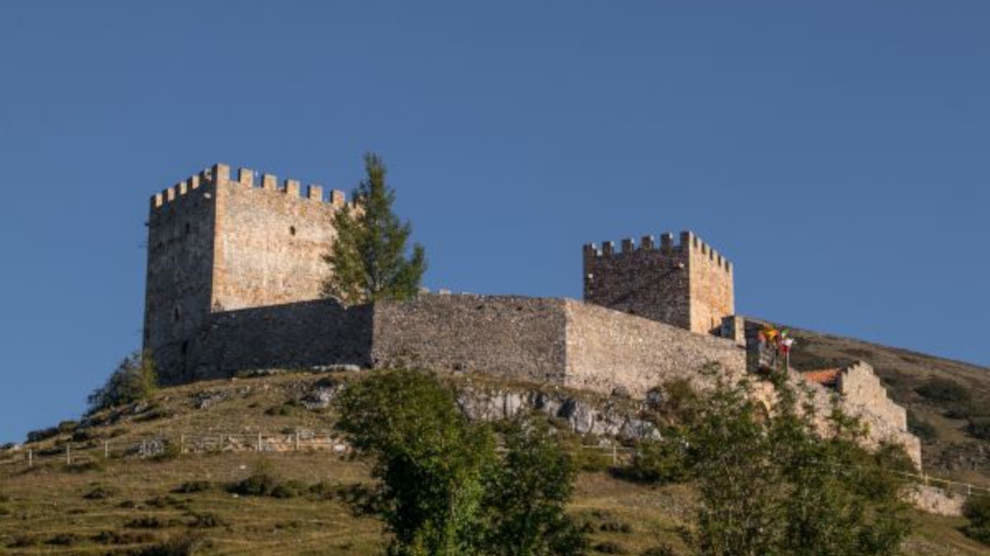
[180,434,185,454]
[27,449,32,467]
[104,440,109,459]
[294,431,299,452]
[612,444,617,465]
[257,432,262,452]
[65,444,71,465]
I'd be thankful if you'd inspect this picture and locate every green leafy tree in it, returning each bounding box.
[322,153,426,305]
[335,370,493,555]
[87,350,158,413]
[676,376,912,555]
[480,417,586,555]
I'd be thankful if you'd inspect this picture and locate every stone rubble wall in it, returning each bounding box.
[563,300,747,397]
[371,295,568,384]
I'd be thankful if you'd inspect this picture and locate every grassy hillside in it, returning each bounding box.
[755,317,990,485]
[1,371,988,555]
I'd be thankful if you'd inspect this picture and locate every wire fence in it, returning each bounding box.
[2,429,989,500]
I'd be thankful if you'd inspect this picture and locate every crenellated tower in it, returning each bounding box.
[583,231,734,334]
[144,163,350,379]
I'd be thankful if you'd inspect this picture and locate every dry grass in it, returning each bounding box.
[2,370,989,554]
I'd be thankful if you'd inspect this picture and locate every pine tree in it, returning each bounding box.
[321,153,426,305]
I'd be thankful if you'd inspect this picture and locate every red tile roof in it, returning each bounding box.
[803,368,841,387]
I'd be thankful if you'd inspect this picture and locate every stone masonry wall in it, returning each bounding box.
[686,233,734,334]
[157,299,373,385]
[583,231,734,334]
[563,299,747,397]
[371,295,569,384]
[144,171,217,364]
[211,164,348,312]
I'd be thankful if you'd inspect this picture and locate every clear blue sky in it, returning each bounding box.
[2,2,988,442]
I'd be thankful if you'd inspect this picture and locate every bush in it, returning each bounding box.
[915,377,970,403]
[57,420,79,433]
[968,418,990,441]
[45,533,79,546]
[88,350,159,413]
[962,495,990,544]
[611,434,691,484]
[226,461,301,498]
[907,410,937,442]
[125,516,169,529]
[173,481,212,494]
[26,426,60,443]
[83,484,119,500]
[593,541,628,554]
[133,533,209,556]
[186,511,225,528]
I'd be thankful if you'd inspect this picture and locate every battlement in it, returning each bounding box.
[583,230,732,273]
[150,163,350,211]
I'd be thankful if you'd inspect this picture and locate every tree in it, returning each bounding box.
[480,417,586,555]
[335,370,493,555]
[322,153,426,305]
[682,376,912,556]
[87,350,158,413]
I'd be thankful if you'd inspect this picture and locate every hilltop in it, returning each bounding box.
[1,366,988,555]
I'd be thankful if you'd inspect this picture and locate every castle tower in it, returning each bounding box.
[143,163,348,378]
[582,231,734,334]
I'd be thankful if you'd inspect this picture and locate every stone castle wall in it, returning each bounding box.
[155,294,742,398]
[144,173,216,357]
[210,165,347,312]
[145,163,350,369]
[583,231,734,334]
[372,295,568,384]
[563,300,746,396]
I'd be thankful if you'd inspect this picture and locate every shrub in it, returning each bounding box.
[26,426,59,443]
[968,417,990,441]
[186,511,225,528]
[593,540,628,554]
[227,460,280,496]
[57,420,79,433]
[45,533,79,546]
[915,377,970,403]
[173,481,212,494]
[125,516,169,529]
[611,434,692,484]
[88,350,159,413]
[133,533,209,556]
[962,495,990,544]
[906,410,937,442]
[83,484,119,500]
[640,546,676,556]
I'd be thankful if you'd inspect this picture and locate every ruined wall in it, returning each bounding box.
[157,299,373,385]
[838,361,907,430]
[789,365,922,468]
[563,299,747,397]
[210,164,347,312]
[371,295,569,384]
[144,170,217,365]
[583,231,733,334]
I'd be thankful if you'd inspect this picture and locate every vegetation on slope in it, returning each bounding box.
[2,370,988,555]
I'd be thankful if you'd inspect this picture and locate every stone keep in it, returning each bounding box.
[583,231,734,334]
[143,163,349,370]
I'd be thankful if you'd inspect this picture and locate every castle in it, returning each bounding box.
[145,162,920,465]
